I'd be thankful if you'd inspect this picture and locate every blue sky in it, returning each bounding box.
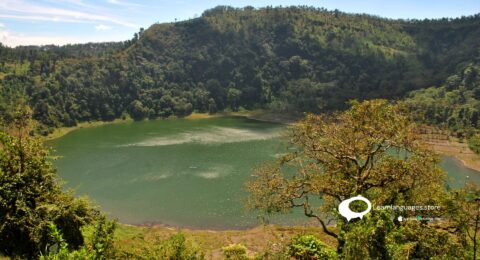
[0,0,479,47]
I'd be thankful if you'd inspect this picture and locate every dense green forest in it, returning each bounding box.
[0,6,479,135]
[404,57,480,150]
[405,53,479,130]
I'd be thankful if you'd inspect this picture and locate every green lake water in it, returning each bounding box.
[48,116,480,229]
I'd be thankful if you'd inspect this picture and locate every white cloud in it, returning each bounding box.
[95,24,111,31]
[0,0,138,28]
[1,33,104,47]
[0,31,9,43]
[0,14,90,24]
[1,34,82,47]
[0,24,8,43]
[60,0,103,10]
[0,0,140,46]
[0,25,73,47]
[107,0,143,7]
[0,27,123,47]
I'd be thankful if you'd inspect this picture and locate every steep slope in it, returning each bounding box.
[0,6,479,134]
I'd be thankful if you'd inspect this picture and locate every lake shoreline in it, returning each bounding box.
[124,215,322,231]
[423,139,480,172]
[45,111,480,173]
[186,110,301,124]
[43,109,298,141]
[43,118,134,141]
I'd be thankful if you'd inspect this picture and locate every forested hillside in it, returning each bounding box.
[405,56,480,152]
[0,6,479,134]
[406,59,480,135]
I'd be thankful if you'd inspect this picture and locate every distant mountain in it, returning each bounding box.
[0,6,479,134]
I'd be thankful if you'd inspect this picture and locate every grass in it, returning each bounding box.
[112,224,337,259]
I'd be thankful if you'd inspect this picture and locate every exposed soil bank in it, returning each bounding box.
[187,110,302,124]
[423,139,480,172]
[44,118,133,141]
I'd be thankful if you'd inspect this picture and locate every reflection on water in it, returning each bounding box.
[119,126,281,147]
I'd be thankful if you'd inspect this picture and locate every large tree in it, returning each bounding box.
[246,99,447,253]
[0,107,96,258]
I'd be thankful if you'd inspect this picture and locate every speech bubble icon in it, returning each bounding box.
[338,195,372,222]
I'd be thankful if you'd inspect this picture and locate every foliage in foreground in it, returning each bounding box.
[222,244,248,259]
[40,218,116,260]
[468,134,480,154]
[114,232,204,259]
[0,109,203,259]
[247,99,445,237]
[288,235,337,259]
[0,108,96,258]
[339,210,464,259]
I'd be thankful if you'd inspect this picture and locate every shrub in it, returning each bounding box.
[254,250,289,260]
[0,128,95,258]
[468,135,480,154]
[161,233,203,259]
[135,233,204,259]
[222,243,248,259]
[288,235,337,260]
[40,223,102,260]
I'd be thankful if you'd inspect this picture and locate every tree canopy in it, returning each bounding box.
[0,108,96,258]
[246,100,463,257]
